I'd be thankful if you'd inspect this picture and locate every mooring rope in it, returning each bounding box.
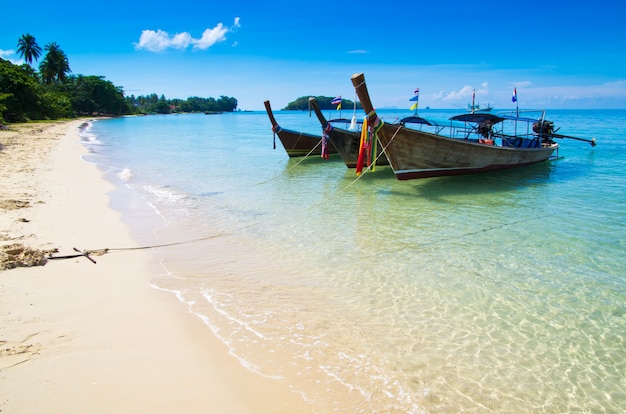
[46,228,252,263]
[306,122,403,209]
[49,132,329,263]
[411,211,559,251]
[257,138,324,185]
[46,119,550,264]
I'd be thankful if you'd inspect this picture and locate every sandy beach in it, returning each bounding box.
[0,120,315,413]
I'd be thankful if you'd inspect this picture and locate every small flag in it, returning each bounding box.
[331,96,342,105]
[512,88,517,103]
[336,102,342,110]
[410,87,419,111]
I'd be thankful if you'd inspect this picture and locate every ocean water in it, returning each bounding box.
[81,108,625,413]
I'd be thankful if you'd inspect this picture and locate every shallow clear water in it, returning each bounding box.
[82,109,625,413]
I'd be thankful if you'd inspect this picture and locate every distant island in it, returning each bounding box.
[284,96,361,111]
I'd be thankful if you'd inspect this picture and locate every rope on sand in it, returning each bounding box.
[47,231,231,264]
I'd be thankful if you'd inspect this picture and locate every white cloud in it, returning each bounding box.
[192,24,227,50]
[135,18,241,53]
[444,85,474,101]
[512,80,532,89]
[171,32,193,49]
[135,29,177,52]
[0,49,24,65]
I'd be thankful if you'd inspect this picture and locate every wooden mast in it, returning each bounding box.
[308,97,329,128]
[263,100,280,130]
[350,73,381,127]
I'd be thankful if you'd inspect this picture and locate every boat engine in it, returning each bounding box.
[532,120,554,135]
[533,120,556,144]
[477,120,495,138]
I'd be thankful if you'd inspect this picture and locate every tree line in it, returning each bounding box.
[0,34,238,123]
[126,94,238,114]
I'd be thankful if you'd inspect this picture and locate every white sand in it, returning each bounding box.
[0,120,314,413]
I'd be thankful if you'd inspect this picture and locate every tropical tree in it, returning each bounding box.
[39,42,70,85]
[0,58,45,121]
[68,75,131,115]
[16,34,42,67]
[217,95,238,112]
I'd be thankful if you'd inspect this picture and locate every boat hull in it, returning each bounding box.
[264,99,336,158]
[325,126,389,168]
[307,97,388,168]
[376,123,558,180]
[276,127,337,158]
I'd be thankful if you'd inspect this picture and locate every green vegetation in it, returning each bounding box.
[126,94,238,114]
[284,96,361,111]
[1,34,238,123]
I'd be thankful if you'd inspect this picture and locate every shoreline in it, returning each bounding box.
[0,120,315,413]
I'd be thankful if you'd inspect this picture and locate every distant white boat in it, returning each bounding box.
[467,102,493,113]
[467,88,493,113]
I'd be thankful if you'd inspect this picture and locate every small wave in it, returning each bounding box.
[78,121,100,143]
[118,168,133,181]
[142,184,189,205]
[149,276,280,380]
[139,184,197,223]
[81,134,103,146]
[79,126,103,146]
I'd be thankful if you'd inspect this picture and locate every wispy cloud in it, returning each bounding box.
[443,85,474,101]
[0,49,23,64]
[347,50,368,54]
[135,18,241,52]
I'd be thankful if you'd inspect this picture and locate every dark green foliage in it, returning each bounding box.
[1,34,241,123]
[0,58,128,121]
[128,94,238,114]
[39,90,73,119]
[39,42,70,85]
[0,58,48,121]
[283,96,361,111]
[68,75,131,116]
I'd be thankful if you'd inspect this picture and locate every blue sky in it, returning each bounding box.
[2,0,625,110]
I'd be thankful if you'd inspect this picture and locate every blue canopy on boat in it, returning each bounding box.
[329,117,363,125]
[400,116,435,126]
[498,114,542,123]
[449,113,505,124]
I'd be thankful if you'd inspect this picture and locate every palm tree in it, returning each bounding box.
[39,42,71,85]
[16,34,43,66]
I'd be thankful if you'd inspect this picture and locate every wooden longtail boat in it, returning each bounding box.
[308,97,389,168]
[351,73,564,180]
[264,100,337,158]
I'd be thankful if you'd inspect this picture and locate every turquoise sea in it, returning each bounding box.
[81,108,625,413]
